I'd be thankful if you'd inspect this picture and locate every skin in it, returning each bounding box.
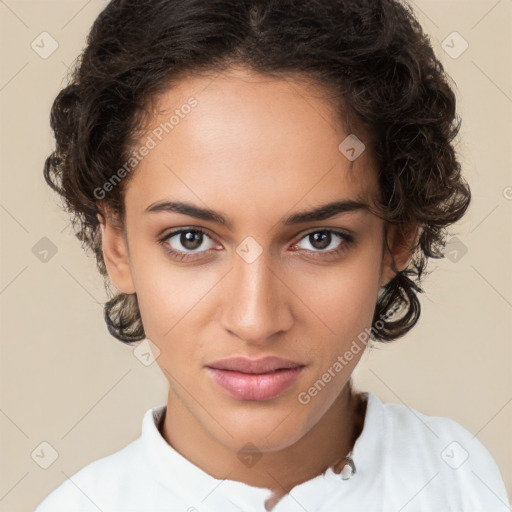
[98,66,417,502]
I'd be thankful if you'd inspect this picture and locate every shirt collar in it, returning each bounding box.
[141,391,383,511]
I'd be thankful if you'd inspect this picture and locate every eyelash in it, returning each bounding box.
[158,227,354,262]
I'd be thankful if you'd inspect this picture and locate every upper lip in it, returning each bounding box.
[206,356,305,374]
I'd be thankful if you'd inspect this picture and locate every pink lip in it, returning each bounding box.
[206,356,305,401]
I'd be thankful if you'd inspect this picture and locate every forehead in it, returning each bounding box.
[125,67,379,223]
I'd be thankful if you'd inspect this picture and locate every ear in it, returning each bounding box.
[97,206,136,294]
[379,223,422,288]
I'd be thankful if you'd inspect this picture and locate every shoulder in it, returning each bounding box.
[365,392,510,510]
[34,404,168,512]
[380,395,496,470]
[35,437,145,512]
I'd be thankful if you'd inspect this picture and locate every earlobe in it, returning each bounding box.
[379,224,422,289]
[97,211,136,295]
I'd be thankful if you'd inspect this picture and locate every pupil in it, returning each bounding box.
[181,231,202,250]
[311,231,330,250]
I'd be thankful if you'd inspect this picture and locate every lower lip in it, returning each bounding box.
[207,367,304,401]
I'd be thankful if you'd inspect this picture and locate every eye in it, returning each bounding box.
[293,229,353,256]
[159,228,218,260]
[158,227,354,262]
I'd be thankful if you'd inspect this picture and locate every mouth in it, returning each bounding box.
[205,356,306,401]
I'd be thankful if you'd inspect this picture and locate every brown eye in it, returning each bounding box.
[160,228,217,258]
[296,230,351,253]
[290,229,355,260]
[308,231,332,250]
[179,230,203,250]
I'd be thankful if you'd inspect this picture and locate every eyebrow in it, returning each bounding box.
[144,199,369,228]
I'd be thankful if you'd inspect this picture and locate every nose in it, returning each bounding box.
[220,249,294,345]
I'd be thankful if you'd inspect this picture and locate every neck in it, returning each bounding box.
[160,381,364,502]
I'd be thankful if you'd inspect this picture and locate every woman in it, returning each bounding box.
[36,0,510,510]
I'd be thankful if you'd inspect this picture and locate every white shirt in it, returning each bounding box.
[35,392,510,511]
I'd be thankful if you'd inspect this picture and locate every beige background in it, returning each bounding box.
[0,1,511,510]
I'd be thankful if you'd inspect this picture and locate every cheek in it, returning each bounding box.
[294,251,381,337]
[129,251,218,353]
[125,242,180,339]
[130,229,382,349]
[134,272,197,341]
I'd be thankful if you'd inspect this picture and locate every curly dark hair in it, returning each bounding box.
[44,0,470,344]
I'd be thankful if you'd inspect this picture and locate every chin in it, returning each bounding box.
[207,405,312,452]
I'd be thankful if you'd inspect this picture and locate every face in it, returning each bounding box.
[100,67,411,454]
